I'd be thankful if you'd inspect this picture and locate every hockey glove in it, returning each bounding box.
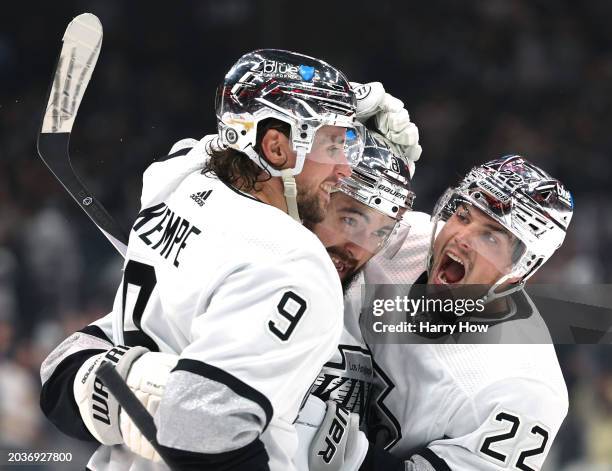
[73,344,149,445]
[120,351,177,462]
[351,81,422,168]
[295,395,368,471]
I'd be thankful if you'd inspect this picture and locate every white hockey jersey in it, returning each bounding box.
[308,270,374,423]
[348,211,569,470]
[40,136,344,471]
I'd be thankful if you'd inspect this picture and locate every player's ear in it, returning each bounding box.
[260,129,292,169]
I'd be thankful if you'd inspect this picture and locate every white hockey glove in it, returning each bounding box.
[120,351,177,462]
[295,395,368,471]
[351,81,422,166]
[74,344,178,462]
[74,344,149,445]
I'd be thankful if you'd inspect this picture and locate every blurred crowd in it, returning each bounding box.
[1,0,611,468]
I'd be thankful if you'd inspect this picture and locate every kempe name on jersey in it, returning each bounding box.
[132,202,201,267]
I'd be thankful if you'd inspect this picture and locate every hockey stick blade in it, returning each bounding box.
[96,362,175,470]
[37,13,128,256]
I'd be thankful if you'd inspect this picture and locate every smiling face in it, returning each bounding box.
[430,202,523,286]
[294,125,353,223]
[309,192,397,287]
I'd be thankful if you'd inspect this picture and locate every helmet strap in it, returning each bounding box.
[242,142,304,221]
[281,169,300,222]
[242,145,264,166]
[481,272,526,304]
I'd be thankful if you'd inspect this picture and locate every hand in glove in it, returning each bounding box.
[295,395,368,471]
[351,81,422,166]
[120,351,177,462]
[74,344,177,463]
[73,345,149,445]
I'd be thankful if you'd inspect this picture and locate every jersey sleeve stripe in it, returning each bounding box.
[124,330,160,352]
[78,324,113,344]
[41,330,113,385]
[414,447,452,471]
[40,348,105,442]
[157,436,270,471]
[173,358,274,428]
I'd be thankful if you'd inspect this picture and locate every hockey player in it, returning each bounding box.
[303,129,416,292]
[302,156,574,470]
[302,128,416,388]
[38,50,422,470]
[292,129,416,470]
[39,49,365,471]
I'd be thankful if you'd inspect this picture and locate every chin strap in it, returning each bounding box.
[281,169,300,222]
[481,273,525,304]
[240,144,302,222]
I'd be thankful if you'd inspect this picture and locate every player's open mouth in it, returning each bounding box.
[321,182,334,193]
[435,251,466,284]
[328,251,356,279]
[320,182,334,202]
[330,254,347,275]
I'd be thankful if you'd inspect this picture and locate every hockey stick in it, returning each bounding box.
[36,14,172,468]
[96,362,176,470]
[37,13,128,257]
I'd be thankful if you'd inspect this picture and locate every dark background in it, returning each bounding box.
[1,1,611,469]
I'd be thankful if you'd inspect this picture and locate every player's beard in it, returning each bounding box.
[325,246,360,293]
[341,269,361,293]
[297,183,328,224]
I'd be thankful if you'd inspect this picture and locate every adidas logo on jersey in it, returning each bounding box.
[190,190,212,207]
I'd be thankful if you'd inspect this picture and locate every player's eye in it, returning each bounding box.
[328,146,342,158]
[482,231,499,245]
[340,216,357,228]
[456,208,470,223]
[372,228,391,239]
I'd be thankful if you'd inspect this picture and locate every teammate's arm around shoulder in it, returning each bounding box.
[155,245,344,470]
[408,378,568,471]
[336,376,568,471]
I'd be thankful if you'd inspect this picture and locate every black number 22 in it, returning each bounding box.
[480,411,549,471]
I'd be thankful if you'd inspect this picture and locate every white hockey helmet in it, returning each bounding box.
[215,49,364,178]
[337,129,415,220]
[430,155,573,299]
[317,129,415,256]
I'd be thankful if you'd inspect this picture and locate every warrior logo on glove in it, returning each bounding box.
[74,344,149,446]
[90,346,130,425]
[317,403,350,464]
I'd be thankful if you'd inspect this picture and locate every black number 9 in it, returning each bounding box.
[268,291,307,341]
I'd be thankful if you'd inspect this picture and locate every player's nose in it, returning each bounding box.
[453,231,474,255]
[334,151,352,180]
[344,240,368,264]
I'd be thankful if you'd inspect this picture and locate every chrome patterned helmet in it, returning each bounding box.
[317,129,416,256]
[337,129,415,220]
[431,155,574,298]
[215,49,364,177]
